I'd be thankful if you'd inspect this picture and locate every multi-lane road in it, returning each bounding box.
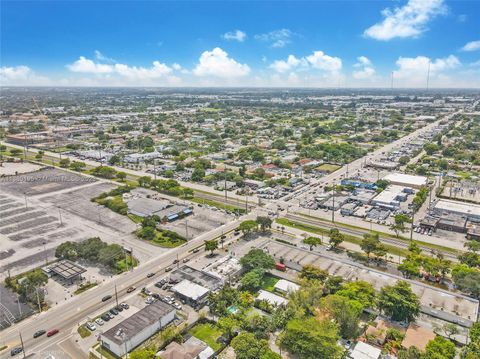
[0,215,251,359]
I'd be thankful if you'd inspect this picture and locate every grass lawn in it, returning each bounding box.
[261,274,279,292]
[191,196,246,214]
[77,325,91,338]
[74,282,98,295]
[316,163,341,173]
[189,322,223,351]
[276,217,409,258]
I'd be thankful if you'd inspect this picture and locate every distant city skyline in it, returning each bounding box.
[1,0,479,88]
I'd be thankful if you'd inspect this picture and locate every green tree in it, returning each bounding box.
[59,158,71,168]
[256,216,272,232]
[452,264,480,297]
[360,233,386,259]
[239,220,258,235]
[281,317,344,359]
[191,165,205,182]
[231,332,280,359]
[116,171,127,181]
[299,264,328,281]
[240,248,275,271]
[321,294,363,339]
[378,280,420,323]
[336,280,376,309]
[241,269,265,292]
[328,228,344,249]
[204,239,219,256]
[424,336,456,359]
[397,346,421,359]
[217,316,239,340]
[138,226,156,241]
[69,161,86,172]
[391,213,412,237]
[303,236,321,251]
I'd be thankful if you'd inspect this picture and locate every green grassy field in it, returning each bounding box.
[189,322,223,351]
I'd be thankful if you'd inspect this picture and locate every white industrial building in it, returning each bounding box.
[101,301,175,357]
[171,279,210,308]
[432,199,480,221]
[383,173,427,189]
[372,185,409,209]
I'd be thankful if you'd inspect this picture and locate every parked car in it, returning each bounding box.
[110,308,119,315]
[192,248,200,253]
[101,295,112,302]
[126,286,136,293]
[120,302,129,310]
[115,305,124,312]
[86,322,96,331]
[165,267,173,272]
[10,348,23,356]
[147,272,155,278]
[33,329,46,338]
[95,318,104,326]
[173,259,179,264]
[47,328,59,337]
[182,257,190,263]
[101,314,111,322]
[173,303,182,310]
[145,296,155,304]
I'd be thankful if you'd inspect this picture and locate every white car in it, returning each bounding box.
[145,296,155,304]
[86,322,96,331]
[173,303,182,310]
[95,318,104,326]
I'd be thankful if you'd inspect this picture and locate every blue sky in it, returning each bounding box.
[1,0,479,87]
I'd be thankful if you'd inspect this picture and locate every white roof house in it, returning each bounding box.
[171,280,209,301]
[257,290,289,306]
[274,279,300,294]
[349,341,381,359]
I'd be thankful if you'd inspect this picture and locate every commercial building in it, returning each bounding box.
[171,280,210,309]
[341,202,358,216]
[42,260,86,284]
[432,199,480,221]
[371,185,409,209]
[101,301,175,357]
[383,173,428,189]
[125,196,192,221]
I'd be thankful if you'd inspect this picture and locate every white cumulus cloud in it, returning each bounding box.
[353,56,376,79]
[223,30,247,42]
[461,40,480,52]
[67,56,114,74]
[393,55,460,86]
[0,65,51,85]
[193,47,250,78]
[113,61,172,80]
[306,51,342,73]
[364,0,447,41]
[94,50,116,63]
[255,29,293,48]
[269,55,304,73]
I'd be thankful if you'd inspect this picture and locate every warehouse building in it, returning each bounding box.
[101,301,175,357]
[432,199,480,222]
[383,173,428,189]
[372,185,409,209]
[171,279,210,309]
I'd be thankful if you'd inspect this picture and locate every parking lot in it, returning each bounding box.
[0,168,166,278]
[160,203,233,240]
[261,239,479,326]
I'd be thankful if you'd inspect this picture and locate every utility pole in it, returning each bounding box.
[24,193,28,209]
[58,207,63,226]
[36,288,42,313]
[410,211,415,241]
[19,332,26,359]
[153,159,157,181]
[331,183,335,223]
[42,241,48,265]
[114,284,119,307]
[123,247,129,272]
[185,220,189,240]
[224,164,228,209]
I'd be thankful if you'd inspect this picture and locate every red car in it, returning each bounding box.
[47,329,59,337]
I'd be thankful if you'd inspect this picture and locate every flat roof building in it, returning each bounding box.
[274,279,300,294]
[383,173,428,189]
[101,301,175,357]
[256,290,288,307]
[43,260,86,283]
[372,185,408,209]
[171,279,210,309]
[433,199,480,221]
[349,341,381,359]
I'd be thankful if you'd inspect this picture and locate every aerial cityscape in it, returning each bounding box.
[1,1,480,359]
